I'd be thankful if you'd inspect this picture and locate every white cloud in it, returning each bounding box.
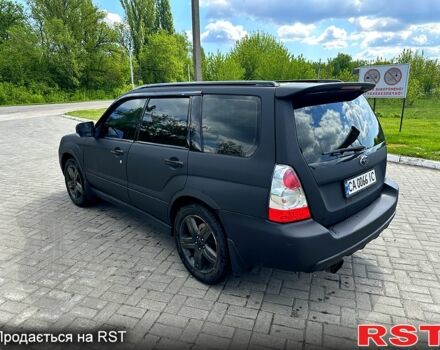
[200,0,440,59]
[305,25,348,49]
[201,0,440,25]
[201,20,248,43]
[413,34,428,45]
[104,12,123,27]
[349,16,402,32]
[277,23,316,42]
[200,0,228,6]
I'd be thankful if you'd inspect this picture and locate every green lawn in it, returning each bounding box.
[372,98,440,161]
[67,108,106,121]
[67,98,440,161]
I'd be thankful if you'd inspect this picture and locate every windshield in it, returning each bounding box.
[293,96,385,164]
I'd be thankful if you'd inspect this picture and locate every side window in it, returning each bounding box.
[103,99,146,140]
[202,95,260,157]
[138,97,190,147]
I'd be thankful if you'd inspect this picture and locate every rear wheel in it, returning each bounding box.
[174,204,229,284]
[64,158,93,207]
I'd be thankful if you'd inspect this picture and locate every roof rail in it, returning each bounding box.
[135,81,279,90]
[276,79,343,84]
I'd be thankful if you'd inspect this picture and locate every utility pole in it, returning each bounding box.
[123,21,135,89]
[191,0,203,81]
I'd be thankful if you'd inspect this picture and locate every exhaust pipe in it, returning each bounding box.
[325,260,344,274]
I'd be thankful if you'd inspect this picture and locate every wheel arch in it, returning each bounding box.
[60,152,76,174]
[169,193,250,276]
[169,193,220,231]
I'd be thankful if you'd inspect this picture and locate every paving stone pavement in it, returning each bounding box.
[0,108,439,349]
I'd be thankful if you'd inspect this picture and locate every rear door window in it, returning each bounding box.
[138,97,190,147]
[293,96,385,164]
[201,95,260,157]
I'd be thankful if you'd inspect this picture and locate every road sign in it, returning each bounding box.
[359,64,410,99]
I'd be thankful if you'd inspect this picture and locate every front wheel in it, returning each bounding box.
[64,158,93,207]
[174,204,229,284]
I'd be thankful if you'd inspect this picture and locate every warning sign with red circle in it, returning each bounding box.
[358,64,410,99]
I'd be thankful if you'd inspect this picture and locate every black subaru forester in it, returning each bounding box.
[59,80,399,284]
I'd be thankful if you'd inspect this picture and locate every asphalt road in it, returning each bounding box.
[0,101,112,122]
[0,102,439,349]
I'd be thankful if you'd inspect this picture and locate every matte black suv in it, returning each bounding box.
[59,81,399,284]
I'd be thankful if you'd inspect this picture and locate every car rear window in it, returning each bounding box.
[293,96,385,164]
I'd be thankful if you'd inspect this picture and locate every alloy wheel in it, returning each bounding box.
[179,215,218,273]
[66,164,84,201]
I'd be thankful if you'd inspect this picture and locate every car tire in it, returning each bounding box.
[174,204,229,284]
[64,158,94,207]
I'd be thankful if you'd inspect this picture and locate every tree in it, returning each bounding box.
[139,32,190,83]
[328,53,353,77]
[120,0,156,60]
[0,0,25,41]
[27,0,129,90]
[0,24,44,85]
[231,33,296,80]
[155,0,174,34]
[203,52,244,81]
[290,55,315,79]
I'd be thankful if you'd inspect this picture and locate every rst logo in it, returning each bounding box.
[358,324,440,347]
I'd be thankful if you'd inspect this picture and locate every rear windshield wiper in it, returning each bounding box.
[337,126,360,150]
[322,145,366,156]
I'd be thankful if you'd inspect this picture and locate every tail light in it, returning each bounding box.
[268,164,311,223]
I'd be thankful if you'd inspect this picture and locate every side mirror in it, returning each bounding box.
[76,122,94,137]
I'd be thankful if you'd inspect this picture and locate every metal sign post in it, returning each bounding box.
[399,98,407,133]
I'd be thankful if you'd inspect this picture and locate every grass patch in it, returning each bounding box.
[379,117,440,161]
[68,98,440,161]
[67,108,106,121]
[372,98,440,161]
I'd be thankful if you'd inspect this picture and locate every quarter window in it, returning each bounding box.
[103,99,146,140]
[138,98,190,147]
[202,95,260,157]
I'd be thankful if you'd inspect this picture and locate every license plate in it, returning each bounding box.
[344,169,376,197]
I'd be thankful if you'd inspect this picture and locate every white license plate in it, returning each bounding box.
[344,169,376,197]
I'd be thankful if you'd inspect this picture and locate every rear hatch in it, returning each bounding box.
[277,82,386,227]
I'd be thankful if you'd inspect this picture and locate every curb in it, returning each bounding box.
[62,114,440,171]
[62,114,93,122]
[388,154,440,170]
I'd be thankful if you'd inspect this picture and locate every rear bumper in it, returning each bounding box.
[220,178,399,273]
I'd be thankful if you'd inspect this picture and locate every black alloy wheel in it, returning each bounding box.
[64,158,93,207]
[175,204,229,284]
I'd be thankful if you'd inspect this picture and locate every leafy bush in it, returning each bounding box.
[0,82,125,105]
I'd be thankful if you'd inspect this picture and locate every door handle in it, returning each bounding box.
[110,147,124,156]
[164,157,184,168]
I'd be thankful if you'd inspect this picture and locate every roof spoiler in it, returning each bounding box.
[276,82,375,108]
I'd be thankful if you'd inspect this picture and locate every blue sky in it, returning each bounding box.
[24,0,440,61]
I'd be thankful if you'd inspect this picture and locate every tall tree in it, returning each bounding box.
[27,0,128,90]
[156,0,174,34]
[231,32,294,80]
[204,52,244,81]
[139,32,190,83]
[120,0,156,60]
[0,0,25,41]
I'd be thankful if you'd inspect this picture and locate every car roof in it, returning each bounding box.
[125,80,375,102]
[133,80,342,91]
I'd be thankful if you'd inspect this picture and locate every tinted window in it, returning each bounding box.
[202,95,260,157]
[138,98,189,147]
[294,96,385,164]
[103,99,146,140]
